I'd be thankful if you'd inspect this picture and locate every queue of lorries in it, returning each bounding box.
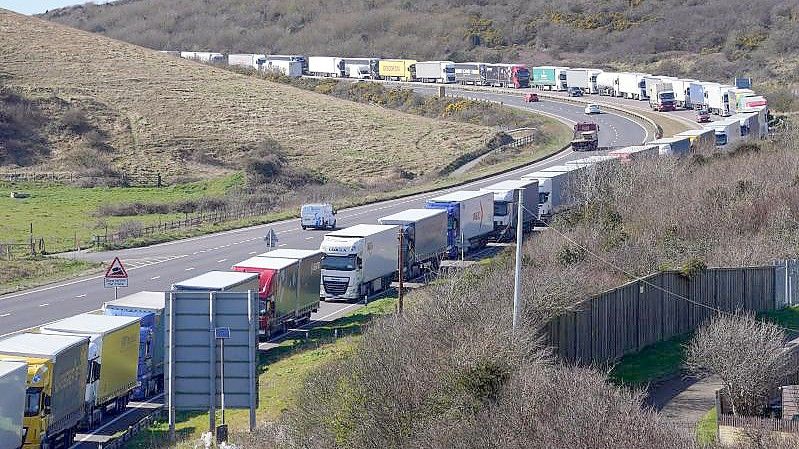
[0,147,660,449]
[168,51,768,119]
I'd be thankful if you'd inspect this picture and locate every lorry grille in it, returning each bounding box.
[323,280,349,296]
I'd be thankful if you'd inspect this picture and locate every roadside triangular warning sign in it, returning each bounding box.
[105,257,128,278]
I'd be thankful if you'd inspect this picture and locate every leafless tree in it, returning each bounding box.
[684,313,788,417]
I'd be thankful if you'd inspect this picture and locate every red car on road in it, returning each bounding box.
[523,93,539,102]
[696,109,711,123]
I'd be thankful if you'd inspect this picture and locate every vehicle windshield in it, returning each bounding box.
[660,92,675,100]
[321,255,357,271]
[494,202,509,216]
[25,387,42,417]
[539,192,550,204]
[445,67,455,74]
[715,133,727,146]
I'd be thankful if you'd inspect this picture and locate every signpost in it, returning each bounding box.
[103,257,128,299]
[264,228,278,248]
[215,327,231,442]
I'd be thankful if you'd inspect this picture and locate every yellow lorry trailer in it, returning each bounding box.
[0,333,89,449]
[378,59,417,82]
[40,314,140,429]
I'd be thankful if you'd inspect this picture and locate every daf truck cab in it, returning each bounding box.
[319,224,399,301]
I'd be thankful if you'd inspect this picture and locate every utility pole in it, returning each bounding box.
[397,229,404,314]
[512,188,524,330]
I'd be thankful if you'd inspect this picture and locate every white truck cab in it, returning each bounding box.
[300,203,337,230]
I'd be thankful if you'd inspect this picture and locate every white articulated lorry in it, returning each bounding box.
[319,224,399,301]
[521,165,586,222]
[308,56,345,77]
[0,360,26,449]
[425,191,494,258]
[415,61,456,83]
[595,71,620,96]
[378,209,448,278]
[228,53,266,69]
[705,84,735,116]
[707,119,741,147]
[618,72,647,99]
[479,179,539,240]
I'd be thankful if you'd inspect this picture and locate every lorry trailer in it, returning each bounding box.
[342,58,380,79]
[595,71,620,96]
[232,249,322,337]
[179,51,225,63]
[319,224,400,301]
[228,53,266,69]
[262,58,303,77]
[532,66,569,91]
[707,119,741,146]
[485,64,530,88]
[378,209,448,278]
[705,84,734,116]
[521,166,586,222]
[0,333,89,449]
[0,360,26,449]
[40,314,141,429]
[607,145,659,163]
[415,61,456,83]
[103,291,166,400]
[648,136,691,156]
[454,62,487,85]
[425,191,494,258]
[172,270,260,293]
[479,180,539,240]
[674,128,716,151]
[566,68,602,94]
[308,56,345,77]
[379,59,417,82]
[618,72,647,100]
[265,54,308,73]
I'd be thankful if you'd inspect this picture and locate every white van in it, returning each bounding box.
[300,203,337,230]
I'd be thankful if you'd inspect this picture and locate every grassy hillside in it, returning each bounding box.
[42,0,799,95]
[0,9,495,184]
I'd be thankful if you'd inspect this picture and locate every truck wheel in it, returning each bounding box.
[301,225,307,230]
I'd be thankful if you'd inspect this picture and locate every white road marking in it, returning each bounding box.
[0,313,10,317]
[75,294,86,298]
[248,251,256,255]
[217,259,227,263]
[71,394,165,446]
[185,267,195,271]
[151,276,161,280]
[278,243,287,247]
[305,236,315,240]
[38,303,48,307]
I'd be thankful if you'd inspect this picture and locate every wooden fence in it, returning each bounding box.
[95,203,274,247]
[545,267,777,364]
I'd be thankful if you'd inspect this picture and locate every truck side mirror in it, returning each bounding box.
[43,395,51,414]
[357,257,363,269]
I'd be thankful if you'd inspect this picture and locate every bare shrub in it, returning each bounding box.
[61,108,91,135]
[116,220,143,239]
[684,313,788,416]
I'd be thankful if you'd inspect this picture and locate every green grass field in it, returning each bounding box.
[696,407,718,445]
[0,175,240,253]
[123,297,397,449]
[0,257,101,294]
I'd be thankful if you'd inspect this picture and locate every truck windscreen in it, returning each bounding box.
[494,202,509,216]
[321,255,357,271]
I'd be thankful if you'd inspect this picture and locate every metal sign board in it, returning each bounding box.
[264,228,278,248]
[165,289,257,432]
[105,257,128,278]
[214,327,231,339]
[104,277,129,288]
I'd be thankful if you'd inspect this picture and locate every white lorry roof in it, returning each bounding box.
[428,190,490,203]
[41,313,139,336]
[233,256,295,270]
[522,170,569,180]
[379,209,446,223]
[566,155,617,165]
[173,271,258,290]
[481,179,538,192]
[258,249,322,259]
[0,333,87,357]
[609,145,657,155]
[540,164,583,173]
[0,360,26,376]
[326,224,398,238]
[104,291,165,310]
[675,129,714,137]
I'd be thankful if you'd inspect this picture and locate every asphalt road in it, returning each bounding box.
[0,98,648,338]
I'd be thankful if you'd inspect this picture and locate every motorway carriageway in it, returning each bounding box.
[0,87,652,448]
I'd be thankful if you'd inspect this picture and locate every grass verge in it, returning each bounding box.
[696,407,718,445]
[0,257,102,295]
[608,333,691,386]
[122,297,397,449]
